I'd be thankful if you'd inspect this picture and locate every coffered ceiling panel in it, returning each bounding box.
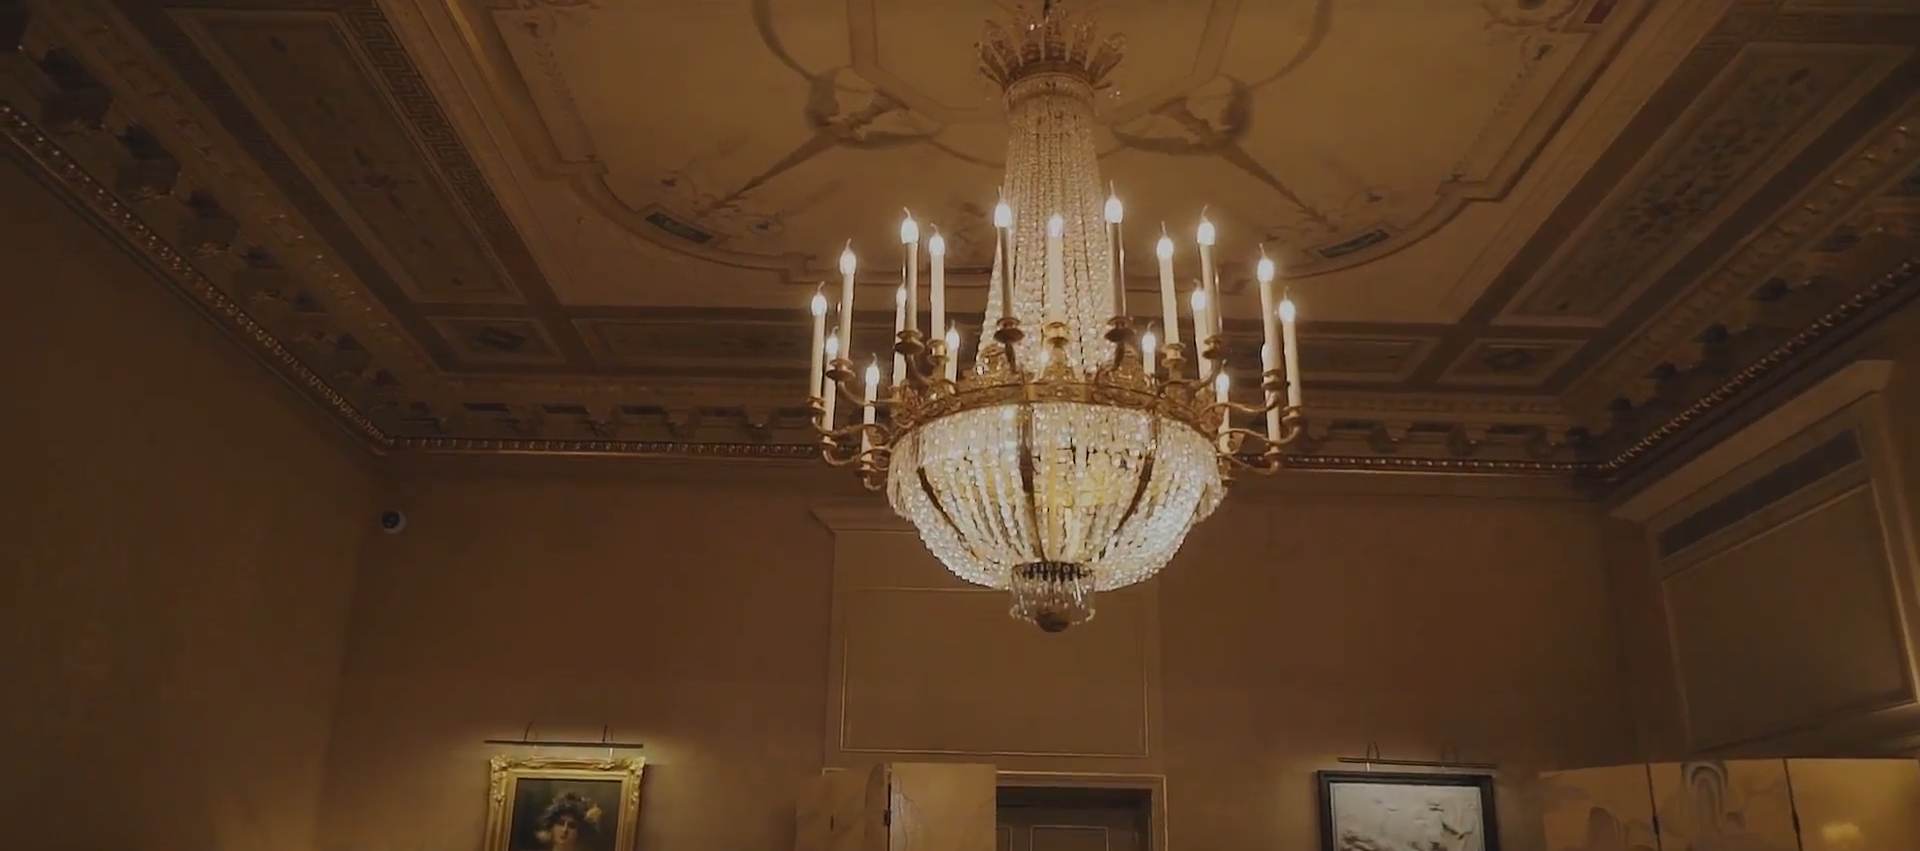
[3,0,1917,478]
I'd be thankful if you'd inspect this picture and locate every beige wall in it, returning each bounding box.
[0,159,379,849]
[317,462,1632,851]
[317,461,838,851]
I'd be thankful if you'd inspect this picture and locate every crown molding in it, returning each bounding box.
[1610,358,1894,522]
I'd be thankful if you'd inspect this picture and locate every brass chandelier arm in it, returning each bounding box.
[821,358,901,411]
[1220,443,1290,474]
[1196,334,1230,386]
[1203,370,1299,417]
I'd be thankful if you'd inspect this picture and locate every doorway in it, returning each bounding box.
[996,784,1153,851]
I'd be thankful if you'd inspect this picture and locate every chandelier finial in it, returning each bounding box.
[977,0,1124,91]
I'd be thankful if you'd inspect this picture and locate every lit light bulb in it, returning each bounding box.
[839,246,857,276]
[945,324,960,352]
[864,359,881,393]
[1105,193,1124,224]
[1256,256,1276,284]
[1196,217,1216,246]
[1047,214,1065,237]
[928,232,946,256]
[810,290,828,316]
[1279,298,1297,323]
[1141,329,1158,362]
[1215,371,1230,397]
[900,213,919,244]
[1156,235,1174,259]
[825,331,841,359]
[1191,288,1208,312]
[994,201,1013,229]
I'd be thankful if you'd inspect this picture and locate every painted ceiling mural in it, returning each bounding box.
[2,0,1917,477]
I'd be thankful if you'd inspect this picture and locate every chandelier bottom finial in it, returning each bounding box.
[1008,561,1097,632]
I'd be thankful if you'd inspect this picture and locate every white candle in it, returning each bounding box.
[1156,230,1180,349]
[1105,189,1125,316]
[1196,216,1219,338]
[1255,252,1281,442]
[1262,343,1280,443]
[823,330,841,426]
[1045,214,1065,324]
[837,245,857,361]
[809,288,827,398]
[944,324,960,383]
[1189,287,1209,357]
[1214,371,1231,450]
[1280,296,1302,409]
[892,284,908,385]
[900,215,919,335]
[861,358,880,453]
[928,230,946,341]
[1141,327,1158,375]
[994,198,1015,323]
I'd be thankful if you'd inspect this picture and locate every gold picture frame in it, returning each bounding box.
[485,756,645,851]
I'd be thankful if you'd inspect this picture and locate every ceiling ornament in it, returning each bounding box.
[803,1,1306,632]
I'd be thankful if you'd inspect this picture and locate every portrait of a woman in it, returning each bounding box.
[523,791,602,851]
[485,756,644,851]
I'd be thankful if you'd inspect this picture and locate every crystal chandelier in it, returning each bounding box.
[802,0,1305,632]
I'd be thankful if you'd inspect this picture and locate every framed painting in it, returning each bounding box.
[1317,770,1500,851]
[485,756,645,851]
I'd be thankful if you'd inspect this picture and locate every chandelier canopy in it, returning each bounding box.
[804,0,1305,632]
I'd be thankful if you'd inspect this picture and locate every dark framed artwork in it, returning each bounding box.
[1316,770,1500,851]
[485,756,645,851]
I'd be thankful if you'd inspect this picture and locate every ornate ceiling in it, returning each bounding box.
[2,0,1917,478]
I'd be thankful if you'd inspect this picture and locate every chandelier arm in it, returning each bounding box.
[1198,352,1230,388]
[1219,443,1288,474]
[1209,409,1307,446]
[858,452,889,491]
[819,438,863,467]
[820,433,888,467]
[811,411,893,443]
[826,373,899,411]
[1208,390,1293,418]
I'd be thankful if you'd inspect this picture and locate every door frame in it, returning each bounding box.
[995,770,1167,851]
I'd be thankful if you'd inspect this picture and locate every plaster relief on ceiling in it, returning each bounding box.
[463,0,1645,283]
[172,9,525,306]
[1290,336,1437,384]
[429,316,566,365]
[1562,96,1920,417]
[574,315,811,374]
[1500,43,1907,325]
[1440,339,1583,387]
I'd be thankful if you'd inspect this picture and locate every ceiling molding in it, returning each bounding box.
[1610,358,1893,521]
[4,0,1918,490]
